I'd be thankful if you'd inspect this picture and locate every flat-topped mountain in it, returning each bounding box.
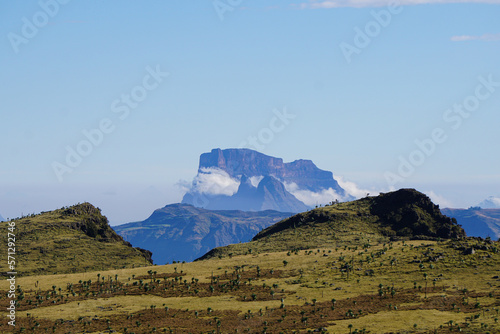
[114,203,293,264]
[0,203,152,276]
[182,148,352,212]
[198,148,344,192]
[198,189,466,260]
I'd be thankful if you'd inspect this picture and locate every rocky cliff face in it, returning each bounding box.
[183,148,350,212]
[199,148,344,192]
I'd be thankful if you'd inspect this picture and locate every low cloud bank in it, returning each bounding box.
[184,167,240,196]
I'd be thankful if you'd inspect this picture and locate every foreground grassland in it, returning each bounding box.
[1,238,499,333]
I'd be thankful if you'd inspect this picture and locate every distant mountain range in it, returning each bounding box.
[442,208,500,239]
[182,148,352,212]
[113,204,293,264]
[0,213,4,222]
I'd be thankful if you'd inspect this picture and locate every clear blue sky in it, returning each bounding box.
[1,0,499,224]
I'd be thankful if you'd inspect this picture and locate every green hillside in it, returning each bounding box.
[198,189,465,260]
[1,235,499,333]
[0,203,152,276]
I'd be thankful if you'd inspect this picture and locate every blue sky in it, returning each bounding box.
[1,0,499,224]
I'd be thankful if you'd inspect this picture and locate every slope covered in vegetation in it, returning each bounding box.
[0,191,498,333]
[0,238,498,333]
[198,189,465,260]
[0,203,152,276]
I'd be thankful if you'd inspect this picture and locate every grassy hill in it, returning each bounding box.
[0,203,152,276]
[198,189,465,260]
[114,204,293,264]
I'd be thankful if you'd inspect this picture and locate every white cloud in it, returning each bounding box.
[479,196,500,208]
[292,188,345,206]
[284,181,299,193]
[189,167,240,196]
[488,197,500,206]
[425,190,454,208]
[249,176,264,188]
[284,177,381,206]
[300,0,500,8]
[451,33,500,42]
[334,175,380,199]
[284,182,347,206]
[176,179,190,192]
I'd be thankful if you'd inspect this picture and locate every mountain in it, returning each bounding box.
[114,203,294,264]
[198,148,345,192]
[198,189,466,260]
[0,203,152,276]
[0,213,4,222]
[183,175,310,213]
[478,196,500,209]
[182,148,351,212]
[442,208,500,239]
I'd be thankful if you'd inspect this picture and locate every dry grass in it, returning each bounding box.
[1,239,499,333]
[327,309,467,333]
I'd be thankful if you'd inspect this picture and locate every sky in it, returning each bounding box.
[1,0,499,225]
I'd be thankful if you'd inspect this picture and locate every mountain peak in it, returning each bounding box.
[199,148,285,178]
[183,148,351,212]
